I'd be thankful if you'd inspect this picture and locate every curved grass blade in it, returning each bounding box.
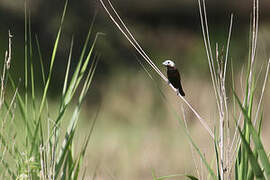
[38,0,69,119]
[154,173,198,180]
[7,75,32,137]
[56,53,99,178]
[61,15,96,110]
[71,104,99,179]
[214,136,221,180]
[233,90,270,179]
[236,122,264,179]
[24,0,28,116]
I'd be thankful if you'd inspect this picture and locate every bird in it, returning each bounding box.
[162,60,185,96]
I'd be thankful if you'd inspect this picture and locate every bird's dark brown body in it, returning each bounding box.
[167,66,185,96]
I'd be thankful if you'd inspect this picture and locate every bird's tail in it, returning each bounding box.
[178,85,185,96]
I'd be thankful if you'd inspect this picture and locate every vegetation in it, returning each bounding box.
[0,1,101,179]
[0,0,270,179]
[100,0,270,179]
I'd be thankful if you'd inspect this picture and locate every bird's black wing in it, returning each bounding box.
[167,69,185,96]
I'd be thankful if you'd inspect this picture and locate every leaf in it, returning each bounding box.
[38,0,69,119]
[233,90,270,179]
[236,123,264,179]
[154,174,198,180]
[214,138,221,180]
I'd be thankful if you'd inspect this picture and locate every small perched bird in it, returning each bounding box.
[162,60,185,96]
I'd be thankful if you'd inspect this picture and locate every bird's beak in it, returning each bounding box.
[162,62,167,66]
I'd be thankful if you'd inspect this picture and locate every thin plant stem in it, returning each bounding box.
[99,0,214,139]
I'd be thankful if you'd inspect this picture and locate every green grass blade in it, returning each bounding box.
[28,10,37,122]
[29,120,41,156]
[79,55,99,102]
[60,36,99,127]
[56,57,98,177]
[233,90,270,178]
[258,112,263,135]
[61,19,95,110]
[249,113,264,180]
[0,156,16,179]
[35,35,51,119]
[235,154,239,180]
[3,100,14,119]
[54,24,95,131]
[249,125,270,178]
[173,111,217,180]
[185,175,199,180]
[56,105,82,169]
[62,36,74,97]
[38,0,68,119]
[7,75,32,137]
[236,124,264,179]
[72,33,104,95]
[60,148,74,180]
[55,129,75,178]
[214,136,221,180]
[72,105,99,179]
[0,133,20,160]
[24,0,28,116]
[35,35,46,85]
[247,166,255,180]
[152,169,158,180]
[154,174,198,180]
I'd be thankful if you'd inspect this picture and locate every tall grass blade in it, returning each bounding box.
[24,0,28,116]
[233,90,270,179]
[56,56,99,173]
[170,109,217,179]
[35,35,46,85]
[72,33,103,96]
[62,36,74,97]
[214,137,221,180]
[38,0,68,119]
[61,17,95,110]
[72,103,100,179]
[155,174,198,180]
[236,124,264,179]
[35,35,50,116]
[255,59,270,124]
[7,75,32,137]
[28,9,37,122]
[29,120,41,156]
[55,129,75,178]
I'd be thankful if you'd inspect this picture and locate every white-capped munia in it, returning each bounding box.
[162,60,185,96]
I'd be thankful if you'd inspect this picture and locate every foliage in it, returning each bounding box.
[0,0,101,179]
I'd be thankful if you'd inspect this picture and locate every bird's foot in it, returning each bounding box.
[176,90,180,96]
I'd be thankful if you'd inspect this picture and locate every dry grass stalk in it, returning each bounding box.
[99,0,214,139]
[0,30,13,110]
[99,0,269,179]
[197,0,234,178]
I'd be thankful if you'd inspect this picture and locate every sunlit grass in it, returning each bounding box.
[1,0,270,179]
[0,0,101,179]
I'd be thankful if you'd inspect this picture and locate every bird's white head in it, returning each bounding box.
[162,60,176,67]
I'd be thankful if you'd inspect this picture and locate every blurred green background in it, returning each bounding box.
[1,0,270,179]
